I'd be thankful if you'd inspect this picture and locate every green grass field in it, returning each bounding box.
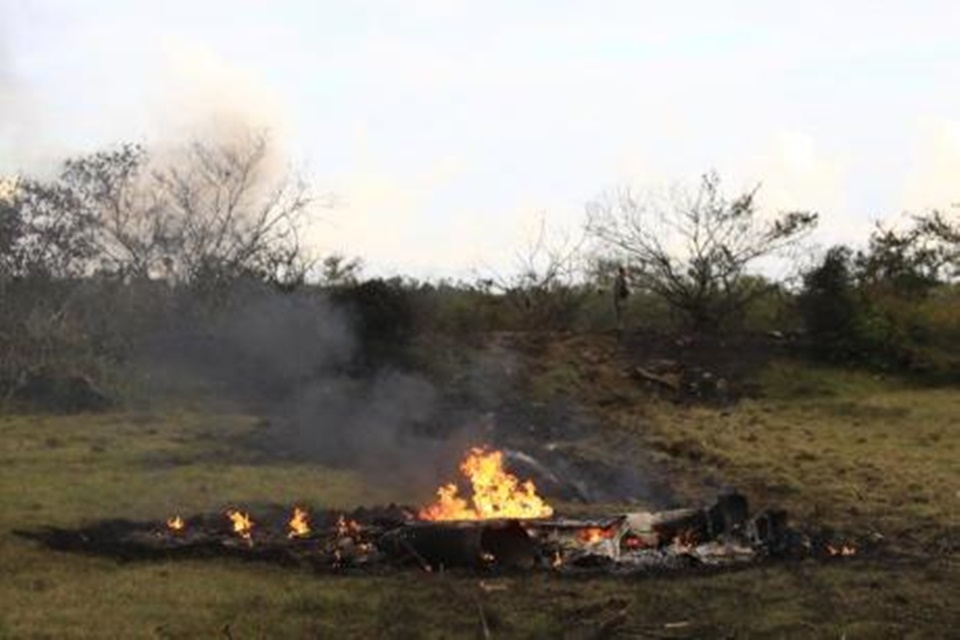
[1,339,958,638]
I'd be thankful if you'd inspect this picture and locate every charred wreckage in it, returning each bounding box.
[19,447,859,574]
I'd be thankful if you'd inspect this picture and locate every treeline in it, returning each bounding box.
[798,216,959,370]
[0,134,315,408]
[1,138,958,409]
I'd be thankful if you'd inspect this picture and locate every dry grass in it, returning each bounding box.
[531,335,959,544]
[642,361,959,548]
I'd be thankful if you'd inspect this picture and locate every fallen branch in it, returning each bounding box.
[631,366,680,391]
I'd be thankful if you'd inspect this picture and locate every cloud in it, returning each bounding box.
[740,130,866,246]
[747,131,846,211]
[313,154,497,277]
[311,154,588,280]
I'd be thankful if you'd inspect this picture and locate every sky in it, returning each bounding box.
[1,0,959,278]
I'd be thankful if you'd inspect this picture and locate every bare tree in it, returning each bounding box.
[59,143,171,279]
[587,171,818,333]
[485,213,587,329]
[152,133,315,288]
[9,133,318,289]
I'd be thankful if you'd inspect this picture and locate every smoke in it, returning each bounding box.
[147,36,295,180]
[129,277,673,506]
[135,282,491,498]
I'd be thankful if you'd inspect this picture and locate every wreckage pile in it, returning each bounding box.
[21,492,817,574]
[19,447,858,574]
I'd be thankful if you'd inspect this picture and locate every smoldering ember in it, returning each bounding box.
[20,447,863,575]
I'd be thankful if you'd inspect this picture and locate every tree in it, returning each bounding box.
[913,208,959,279]
[0,176,97,280]
[12,133,318,289]
[318,253,363,287]
[586,171,818,334]
[855,213,958,296]
[797,246,861,360]
[12,137,317,283]
[485,213,587,329]
[58,143,168,279]
[153,133,315,288]
[0,177,102,401]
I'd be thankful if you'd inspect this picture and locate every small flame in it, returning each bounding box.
[288,507,310,538]
[577,526,616,544]
[621,534,653,550]
[827,544,857,557]
[336,514,362,538]
[166,515,184,532]
[552,549,563,568]
[419,447,554,521]
[226,510,254,542]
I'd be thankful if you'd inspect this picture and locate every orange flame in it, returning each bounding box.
[288,507,310,538]
[577,527,616,544]
[621,534,654,550]
[336,514,362,538]
[166,515,184,532]
[226,509,254,542]
[419,446,554,521]
[827,544,857,557]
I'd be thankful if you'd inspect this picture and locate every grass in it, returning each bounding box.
[641,361,960,546]
[1,340,959,638]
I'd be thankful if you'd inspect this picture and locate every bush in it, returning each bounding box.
[797,247,862,361]
[798,246,959,372]
[329,278,417,365]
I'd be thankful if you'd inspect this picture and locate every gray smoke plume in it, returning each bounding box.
[134,282,492,499]
[134,278,672,506]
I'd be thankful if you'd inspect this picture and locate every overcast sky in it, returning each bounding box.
[2,0,958,277]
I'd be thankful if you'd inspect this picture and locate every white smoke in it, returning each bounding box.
[146,36,295,177]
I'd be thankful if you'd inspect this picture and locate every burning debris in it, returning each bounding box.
[17,447,863,575]
[165,515,184,532]
[288,507,310,538]
[226,510,255,544]
[827,544,857,557]
[419,446,554,521]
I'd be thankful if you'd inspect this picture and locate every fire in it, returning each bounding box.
[419,446,554,521]
[288,507,310,538]
[336,515,362,537]
[621,534,654,550]
[166,515,184,532]
[577,526,616,544]
[226,509,254,542]
[827,544,857,557]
